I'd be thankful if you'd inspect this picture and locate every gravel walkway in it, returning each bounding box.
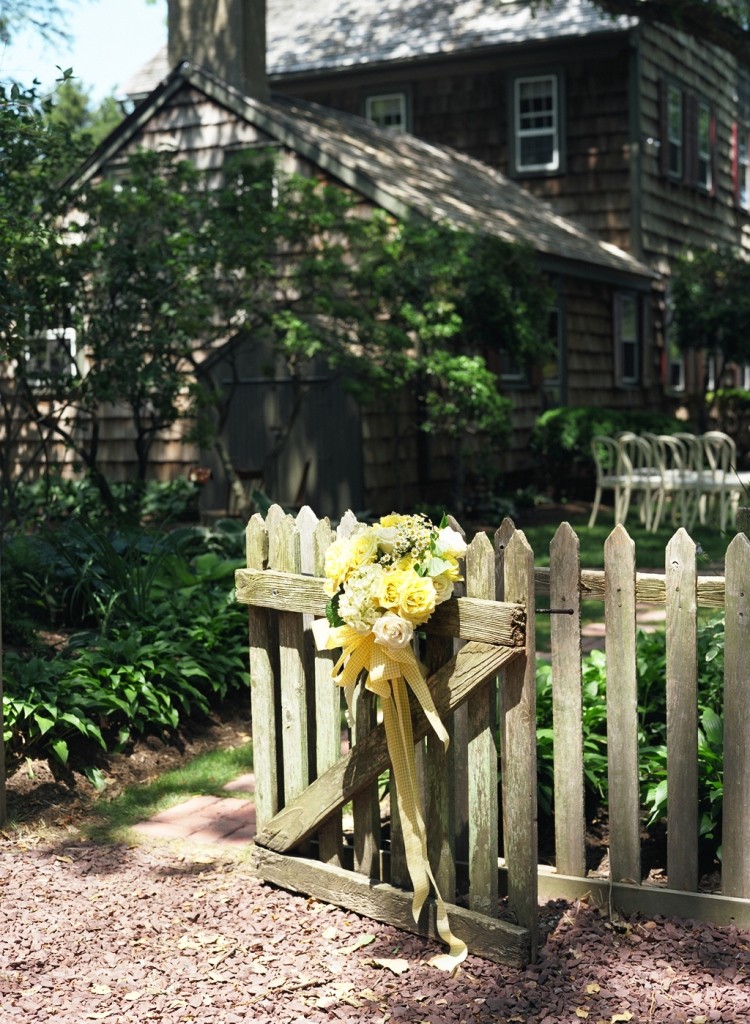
[2,836,750,1024]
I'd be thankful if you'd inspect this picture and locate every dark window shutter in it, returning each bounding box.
[684,92,698,186]
[659,78,670,178]
[709,108,718,197]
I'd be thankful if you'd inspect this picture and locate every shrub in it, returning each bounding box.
[709,388,750,466]
[2,516,249,781]
[4,475,200,532]
[529,406,686,500]
[536,614,726,862]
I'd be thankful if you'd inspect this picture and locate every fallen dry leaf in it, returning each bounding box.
[337,933,377,954]
[586,982,601,994]
[576,1008,589,1019]
[371,957,410,975]
[90,984,112,996]
[611,1013,633,1023]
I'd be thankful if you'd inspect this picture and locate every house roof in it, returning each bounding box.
[124,0,634,98]
[69,61,654,288]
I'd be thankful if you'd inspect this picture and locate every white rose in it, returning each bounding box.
[434,526,467,559]
[373,525,400,554]
[372,612,414,651]
[432,572,455,605]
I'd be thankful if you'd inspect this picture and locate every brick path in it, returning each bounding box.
[132,773,256,846]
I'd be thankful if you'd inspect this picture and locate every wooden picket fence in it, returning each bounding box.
[235,505,750,968]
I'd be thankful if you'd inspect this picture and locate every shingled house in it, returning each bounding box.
[131,0,750,400]
[64,0,673,515]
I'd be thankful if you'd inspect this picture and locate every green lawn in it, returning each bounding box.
[518,505,730,568]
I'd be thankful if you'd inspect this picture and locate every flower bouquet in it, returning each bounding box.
[312,513,468,969]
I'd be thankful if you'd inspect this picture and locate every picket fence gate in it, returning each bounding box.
[234,505,750,968]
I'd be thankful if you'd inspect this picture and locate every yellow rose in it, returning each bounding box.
[349,529,379,566]
[324,537,355,595]
[397,574,436,626]
[379,568,411,609]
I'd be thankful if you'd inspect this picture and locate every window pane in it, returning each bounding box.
[366,94,406,131]
[620,297,637,341]
[520,134,555,167]
[622,340,637,382]
[617,294,639,384]
[515,75,559,172]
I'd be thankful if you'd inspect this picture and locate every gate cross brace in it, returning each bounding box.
[254,639,523,854]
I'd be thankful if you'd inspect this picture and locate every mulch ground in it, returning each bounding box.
[3,676,750,1023]
[2,833,750,1024]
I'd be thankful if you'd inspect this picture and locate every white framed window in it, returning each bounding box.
[365,93,407,131]
[513,74,560,174]
[697,99,713,192]
[666,83,684,180]
[614,293,640,386]
[24,328,81,384]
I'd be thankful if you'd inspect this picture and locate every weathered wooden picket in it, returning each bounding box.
[534,520,750,927]
[235,506,750,969]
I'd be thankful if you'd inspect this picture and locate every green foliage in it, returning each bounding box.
[2,517,248,780]
[44,79,124,155]
[3,596,248,778]
[637,617,725,848]
[536,614,727,860]
[672,246,750,387]
[332,214,551,445]
[707,389,750,465]
[529,406,687,499]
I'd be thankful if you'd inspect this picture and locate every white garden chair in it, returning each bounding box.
[674,431,707,530]
[616,431,661,530]
[700,431,750,531]
[588,435,632,528]
[646,433,700,532]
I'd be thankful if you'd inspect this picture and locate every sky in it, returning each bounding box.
[1,0,168,103]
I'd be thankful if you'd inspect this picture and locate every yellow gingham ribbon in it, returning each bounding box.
[312,619,467,971]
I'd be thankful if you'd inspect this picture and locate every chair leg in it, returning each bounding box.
[650,490,666,533]
[616,483,632,525]
[589,486,602,528]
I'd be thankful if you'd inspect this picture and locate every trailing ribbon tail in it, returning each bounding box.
[311,618,467,970]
